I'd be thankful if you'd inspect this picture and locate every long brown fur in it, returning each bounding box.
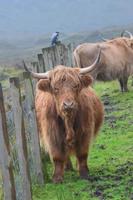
[35,66,104,183]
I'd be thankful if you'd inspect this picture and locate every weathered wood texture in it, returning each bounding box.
[40,43,74,72]
[30,61,39,92]
[38,54,46,73]
[67,43,75,67]
[10,77,32,200]
[0,42,74,199]
[0,83,16,200]
[31,62,39,73]
[23,72,44,185]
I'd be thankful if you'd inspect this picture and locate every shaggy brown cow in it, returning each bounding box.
[24,50,104,183]
[73,31,133,92]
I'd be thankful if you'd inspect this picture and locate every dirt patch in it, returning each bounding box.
[88,161,133,199]
[101,93,122,128]
[101,94,117,113]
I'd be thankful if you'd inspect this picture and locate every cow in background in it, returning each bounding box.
[73,31,133,92]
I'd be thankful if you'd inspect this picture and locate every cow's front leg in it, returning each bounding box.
[76,132,91,180]
[119,76,129,92]
[118,78,124,92]
[123,77,129,92]
[53,159,65,183]
[77,153,89,180]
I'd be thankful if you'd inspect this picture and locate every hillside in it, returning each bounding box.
[0,0,133,39]
[1,0,133,67]
[0,25,133,67]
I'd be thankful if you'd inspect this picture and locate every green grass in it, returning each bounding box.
[32,80,133,200]
[0,67,22,88]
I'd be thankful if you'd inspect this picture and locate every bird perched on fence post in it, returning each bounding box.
[51,31,60,46]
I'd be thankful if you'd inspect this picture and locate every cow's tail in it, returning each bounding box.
[73,50,81,68]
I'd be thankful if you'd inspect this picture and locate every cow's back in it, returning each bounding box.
[73,43,100,67]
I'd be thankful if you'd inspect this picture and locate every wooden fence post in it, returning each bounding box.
[37,54,46,72]
[67,43,74,67]
[42,47,51,71]
[42,48,47,70]
[55,43,64,65]
[30,62,39,93]
[10,77,32,200]
[31,62,39,73]
[42,43,74,70]
[51,45,59,66]
[23,72,44,185]
[0,83,16,200]
[61,43,69,66]
[47,47,56,68]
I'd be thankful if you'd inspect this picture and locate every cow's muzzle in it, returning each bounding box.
[63,100,75,112]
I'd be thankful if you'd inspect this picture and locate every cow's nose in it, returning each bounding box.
[63,101,74,110]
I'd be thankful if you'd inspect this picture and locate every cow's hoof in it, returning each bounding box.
[80,174,89,180]
[52,176,63,184]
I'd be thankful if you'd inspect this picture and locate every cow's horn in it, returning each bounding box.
[79,48,101,74]
[121,30,133,39]
[23,61,49,79]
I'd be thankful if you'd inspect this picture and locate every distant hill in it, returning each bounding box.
[1,0,133,67]
[0,25,133,67]
[0,0,133,40]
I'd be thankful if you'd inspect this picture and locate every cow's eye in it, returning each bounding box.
[73,84,79,89]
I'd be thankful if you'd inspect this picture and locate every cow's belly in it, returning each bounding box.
[96,72,113,81]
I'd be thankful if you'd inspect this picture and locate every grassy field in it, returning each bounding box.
[0,67,22,88]
[32,80,133,200]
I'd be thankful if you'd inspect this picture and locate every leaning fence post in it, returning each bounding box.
[10,77,32,200]
[31,62,39,73]
[23,72,44,185]
[55,43,64,65]
[38,54,46,72]
[0,83,16,200]
[61,43,69,66]
[67,43,74,67]
[30,62,39,93]
[42,47,55,70]
[42,48,50,71]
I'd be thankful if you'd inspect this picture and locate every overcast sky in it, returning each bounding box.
[0,0,133,39]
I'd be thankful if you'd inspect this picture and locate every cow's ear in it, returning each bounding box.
[80,74,93,88]
[37,79,51,92]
